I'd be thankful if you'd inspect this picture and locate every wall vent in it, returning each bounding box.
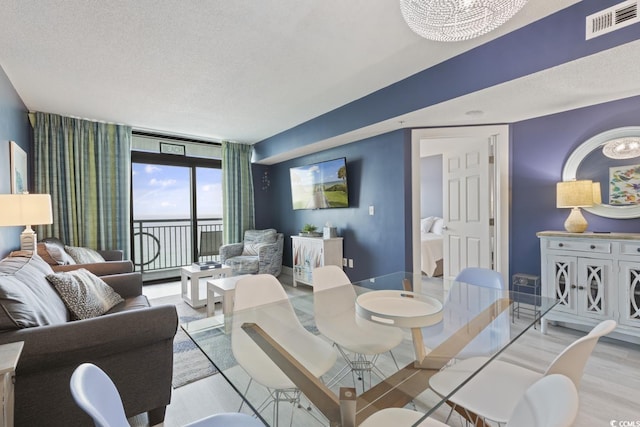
[586,0,638,40]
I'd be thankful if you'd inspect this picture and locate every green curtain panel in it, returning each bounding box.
[32,112,132,256]
[222,141,255,244]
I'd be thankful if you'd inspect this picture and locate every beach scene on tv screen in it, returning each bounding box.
[290,158,348,209]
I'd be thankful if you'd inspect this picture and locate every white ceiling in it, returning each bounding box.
[1,0,638,162]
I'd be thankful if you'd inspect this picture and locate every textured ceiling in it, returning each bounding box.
[0,0,586,147]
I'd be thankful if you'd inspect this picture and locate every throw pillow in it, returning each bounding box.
[65,246,106,264]
[45,242,76,265]
[46,269,124,320]
[37,242,59,266]
[242,229,277,256]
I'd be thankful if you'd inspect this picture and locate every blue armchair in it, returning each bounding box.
[220,229,284,276]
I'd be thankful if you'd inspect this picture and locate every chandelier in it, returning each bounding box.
[399,0,529,42]
[602,137,640,159]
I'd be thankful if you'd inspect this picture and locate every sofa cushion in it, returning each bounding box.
[44,241,76,265]
[65,245,106,264]
[224,256,260,275]
[46,269,124,320]
[242,229,277,256]
[0,254,69,329]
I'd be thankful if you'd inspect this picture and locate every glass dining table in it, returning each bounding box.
[182,271,557,426]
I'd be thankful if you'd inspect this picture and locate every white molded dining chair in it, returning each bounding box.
[232,274,337,426]
[70,363,264,427]
[421,267,509,359]
[359,374,579,427]
[313,265,403,390]
[429,319,616,425]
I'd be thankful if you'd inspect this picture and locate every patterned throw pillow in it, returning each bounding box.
[65,246,106,264]
[242,230,277,256]
[46,269,124,320]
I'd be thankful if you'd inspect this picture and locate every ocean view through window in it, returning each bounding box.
[132,158,223,280]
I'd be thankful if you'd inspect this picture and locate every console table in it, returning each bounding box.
[291,236,343,287]
[538,231,640,342]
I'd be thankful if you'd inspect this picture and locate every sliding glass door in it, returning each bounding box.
[131,151,222,281]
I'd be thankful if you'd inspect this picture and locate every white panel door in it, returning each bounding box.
[442,138,491,280]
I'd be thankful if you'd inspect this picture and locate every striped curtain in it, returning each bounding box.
[32,112,132,255]
[222,141,255,244]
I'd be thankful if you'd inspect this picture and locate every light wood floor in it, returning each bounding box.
[133,274,640,427]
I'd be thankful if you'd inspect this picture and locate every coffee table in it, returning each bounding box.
[180,264,232,308]
[206,274,251,331]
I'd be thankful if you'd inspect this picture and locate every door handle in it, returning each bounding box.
[441,225,449,231]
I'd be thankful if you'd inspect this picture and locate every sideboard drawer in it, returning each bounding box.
[546,239,611,254]
[620,242,640,256]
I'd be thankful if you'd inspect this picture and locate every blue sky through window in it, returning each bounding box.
[132,163,222,219]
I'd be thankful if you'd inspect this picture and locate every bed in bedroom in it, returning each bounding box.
[420,216,444,277]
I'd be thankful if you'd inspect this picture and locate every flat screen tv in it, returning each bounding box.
[290,158,349,210]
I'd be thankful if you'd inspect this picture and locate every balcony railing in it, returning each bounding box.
[132,218,223,281]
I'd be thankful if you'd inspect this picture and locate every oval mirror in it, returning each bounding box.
[563,126,640,219]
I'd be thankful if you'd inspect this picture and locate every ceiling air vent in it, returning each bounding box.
[586,0,638,39]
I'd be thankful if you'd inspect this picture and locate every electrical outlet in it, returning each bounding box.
[348,259,354,268]
[343,258,347,267]
[369,205,375,215]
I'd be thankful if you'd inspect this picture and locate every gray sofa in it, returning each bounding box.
[0,253,178,427]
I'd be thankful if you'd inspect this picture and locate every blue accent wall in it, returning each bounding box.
[510,95,640,278]
[253,0,639,162]
[0,65,31,258]
[254,130,412,281]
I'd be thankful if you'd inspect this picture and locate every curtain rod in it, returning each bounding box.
[132,130,221,147]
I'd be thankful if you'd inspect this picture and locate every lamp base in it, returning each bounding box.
[564,207,588,233]
[20,226,38,251]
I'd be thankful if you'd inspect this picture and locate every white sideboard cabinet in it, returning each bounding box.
[291,236,343,287]
[538,231,640,342]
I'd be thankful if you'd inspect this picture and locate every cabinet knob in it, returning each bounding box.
[578,286,585,290]
[636,247,640,253]
[590,245,596,250]
[558,243,564,248]
[570,285,577,289]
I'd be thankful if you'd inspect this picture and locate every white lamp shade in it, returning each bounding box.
[0,194,53,226]
[557,180,594,208]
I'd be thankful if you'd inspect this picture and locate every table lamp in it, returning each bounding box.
[0,193,53,251]
[556,180,594,233]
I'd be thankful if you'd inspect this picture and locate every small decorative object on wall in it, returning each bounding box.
[9,141,28,193]
[609,164,640,205]
[159,142,186,155]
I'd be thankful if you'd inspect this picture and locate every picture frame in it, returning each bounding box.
[9,141,28,194]
[609,163,640,205]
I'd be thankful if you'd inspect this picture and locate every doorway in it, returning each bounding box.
[410,126,510,284]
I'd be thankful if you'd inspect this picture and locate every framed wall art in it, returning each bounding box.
[609,163,640,205]
[9,141,28,194]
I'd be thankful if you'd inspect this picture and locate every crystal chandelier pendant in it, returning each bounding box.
[400,0,529,42]
[602,137,640,159]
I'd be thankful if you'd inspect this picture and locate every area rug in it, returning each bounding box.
[149,295,218,388]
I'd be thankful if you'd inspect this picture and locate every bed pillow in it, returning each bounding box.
[46,269,124,320]
[65,246,106,264]
[431,217,445,235]
[420,217,436,233]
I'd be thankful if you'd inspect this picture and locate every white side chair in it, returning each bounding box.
[421,267,509,358]
[70,363,264,427]
[312,266,403,390]
[429,319,616,425]
[232,274,337,426]
[359,374,578,427]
